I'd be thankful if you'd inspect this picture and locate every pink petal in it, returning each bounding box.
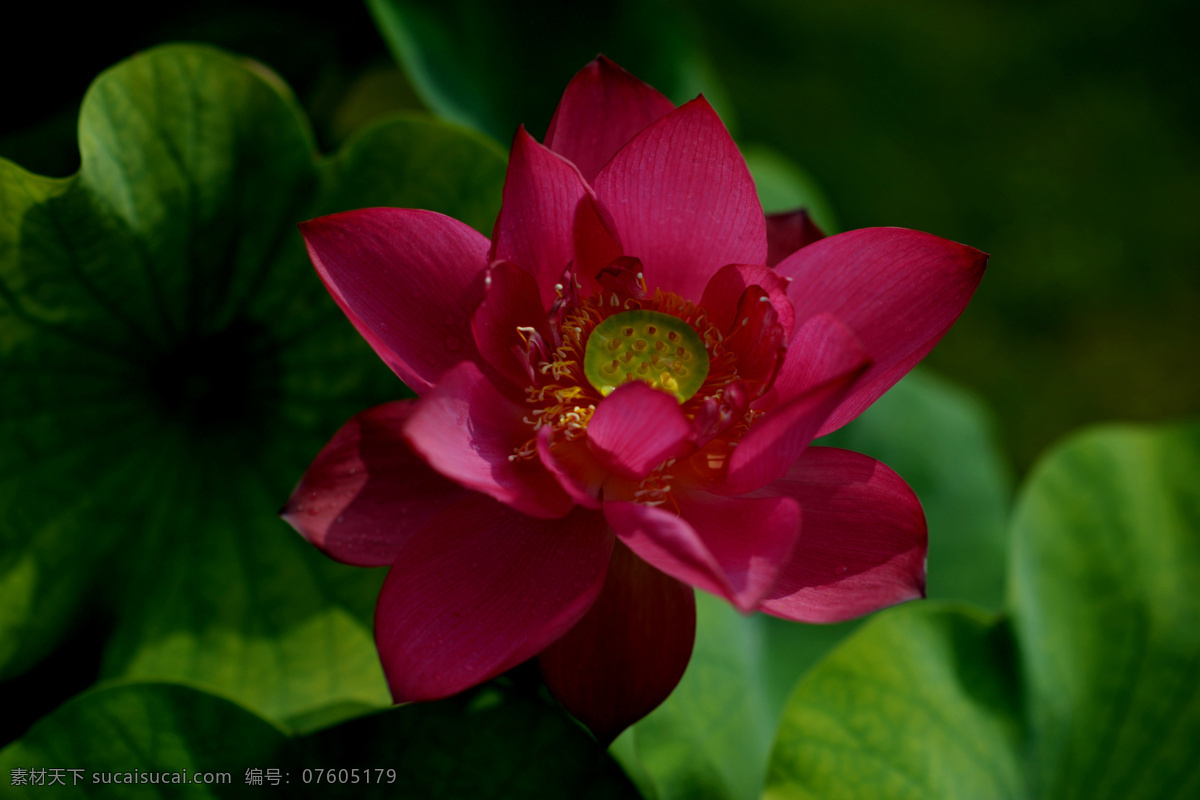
[300,209,489,393]
[689,381,751,450]
[775,227,987,434]
[759,312,869,411]
[544,55,676,183]
[539,540,695,744]
[722,314,870,494]
[595,256,648,300]
[720,285,787,398]
[404,362,574,519]
[377,497,613,702]
[606,492,801,612]
[699,263,795,338]
[754,447,927,623]
[282,402,472,566]
[765,209,826,267]
[490,128,591,310]
[594,98,767,302]
[572,193,623,294]
[587,382,693,481]
[471,260,551,391]
[537,428,604,510]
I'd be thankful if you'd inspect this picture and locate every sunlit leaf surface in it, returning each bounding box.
[764,422,1200,799]
[765,604,1023,800]
[1010,423,1200,799]
[0,45,505,725]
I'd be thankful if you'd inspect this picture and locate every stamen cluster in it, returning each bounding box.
[511,266,763,508]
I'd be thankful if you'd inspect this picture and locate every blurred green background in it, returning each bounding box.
[5,0,1196,473]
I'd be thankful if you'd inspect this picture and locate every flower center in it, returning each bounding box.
[509,273,752,487]
[582,310,710,402]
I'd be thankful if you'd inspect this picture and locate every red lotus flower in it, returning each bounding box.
[284,57,985,742]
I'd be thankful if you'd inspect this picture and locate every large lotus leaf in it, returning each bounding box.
[0,44,505,726]
[763,422,1200,799]
[0,682,637,798]
[764,603,1024,800]
[367,0,730,142]
[1009,423,1200,799]
[0,682,284,799]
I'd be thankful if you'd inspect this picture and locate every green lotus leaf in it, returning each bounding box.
[0,44,505,726]
[0,681,637,798]
[367,0,730,142]
[764,421,1200,799]
[764,603,1023,800]
[1010,422,1200,799]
